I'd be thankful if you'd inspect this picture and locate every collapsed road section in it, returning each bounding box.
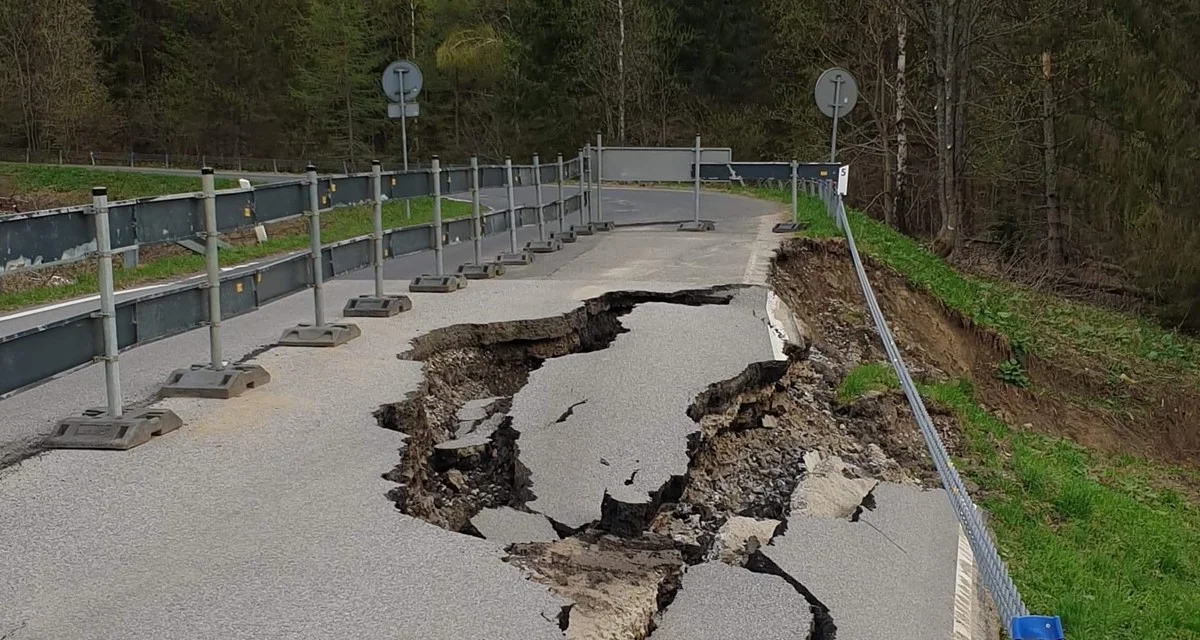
[376,284,977,639]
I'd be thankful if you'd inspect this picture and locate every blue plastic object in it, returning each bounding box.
[1011,616,1064,640]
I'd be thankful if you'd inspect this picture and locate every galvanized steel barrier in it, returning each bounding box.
[0,157,588,398]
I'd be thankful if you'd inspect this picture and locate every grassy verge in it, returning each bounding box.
[836,367,1200,639]
[0,163,239,205]
[732,184,1200,386]
[0,197,470,312]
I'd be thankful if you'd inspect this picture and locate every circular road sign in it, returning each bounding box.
[382,60,423,103]
[814,68,858,118]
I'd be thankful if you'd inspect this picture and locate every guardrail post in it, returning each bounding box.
[160,168,272,397]
[278,166,361,345]
[46,187,184,451]
[678,133,712,232]
[343,160,413,316]
[495,156,533,265]
[525,154,561,253]
[409,156,468,293]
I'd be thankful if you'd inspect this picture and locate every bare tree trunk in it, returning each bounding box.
[410,0,416,59]
[1042,51,1063,265]
[952,7,970,254]
[617,0,626,144]
[893,8,908,232]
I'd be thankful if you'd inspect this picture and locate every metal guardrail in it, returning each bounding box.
[0,160,578,274]
[810,183,1063,640]
[0,158,586,399]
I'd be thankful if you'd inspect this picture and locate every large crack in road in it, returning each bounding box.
[375,284,960,639]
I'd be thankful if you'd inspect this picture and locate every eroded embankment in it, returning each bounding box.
[375,284,948,640]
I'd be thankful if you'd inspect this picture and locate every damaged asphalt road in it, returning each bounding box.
[0,188,971,640]
[379,283,968,639]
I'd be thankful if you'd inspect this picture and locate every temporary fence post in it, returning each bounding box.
[791,160,799,224]
[307,166,325,326]
[595,132,604,224]
[201,168,223,369]
[693,134,701,224]
[556,153,565,234]
[526,154,560,252]
[93,187,122,417]
[342,161,412,316]
[678,133,712,231]
[534,154,546,242]
[578,149,587,226]
[584,144,594,223]
[277,166,361,344]
[372,160,385,297]
[455,157,503,279]
[471,157,482,264]
[506,157,518,253]
[44,186,185,449]
[432,156,444,276]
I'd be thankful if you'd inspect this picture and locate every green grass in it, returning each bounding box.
[926,379,1200,640]
[0,197,470,311]
[0,163,239,204]
[733,184,1200,384]
[838,360,1200,639]
[835,361,898,405]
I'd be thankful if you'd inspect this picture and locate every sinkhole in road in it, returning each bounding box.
[374,284,943,640]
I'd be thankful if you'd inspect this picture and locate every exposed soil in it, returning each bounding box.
[771,238,1200,468]
[373,284,953,639]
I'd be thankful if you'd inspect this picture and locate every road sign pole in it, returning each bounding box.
[506,157,518,253]
[398,68,412,221]
[534,154,546,242]
[830,78,842,163]
[693,133,702,224]
[306,165,325,327]
[371,160,384,298]
[471,157,482,264]
[92,187,122,417]
[432,156,444,276]
[201,168,223,369]
[556,153,565,234]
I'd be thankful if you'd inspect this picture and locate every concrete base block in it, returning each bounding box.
[277,323,361,347]
[594,221,616,231]
[343,294,412,318]
[497,251,534,266]
[553,230,578,244]
[46,406,183,451]
[772,222,807,233]
[457,263,504,279]
[678,220,716,232]
[571,224,596,236]
[525,239,562,253]
[160,364,271,399]
[409,275,466,293]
